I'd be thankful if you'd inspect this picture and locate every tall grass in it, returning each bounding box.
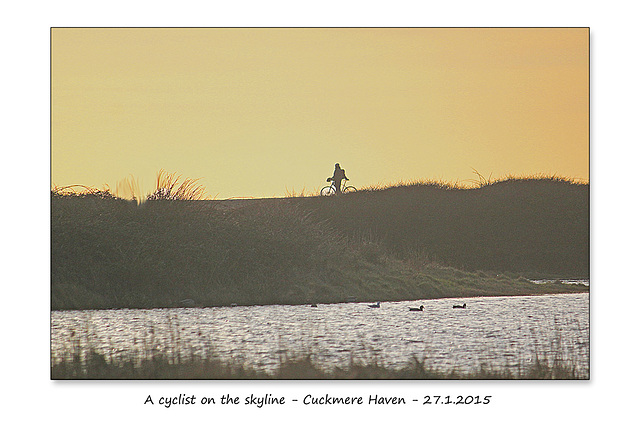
[115,175,143,204]
[52,169,209,202]
[147,169,209,201]
[51,334,587,380]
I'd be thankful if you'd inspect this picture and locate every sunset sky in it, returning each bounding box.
[51,28,589,199]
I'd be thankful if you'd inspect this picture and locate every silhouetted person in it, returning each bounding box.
[328,163,348,194]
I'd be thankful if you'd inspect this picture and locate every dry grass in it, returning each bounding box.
[51,184,115,199]
[147,169,209,201]
[51,341,588,380]
[115,175,143,204]
[53,170,210,202]
[284,185,316,198]
[358,172,587,194]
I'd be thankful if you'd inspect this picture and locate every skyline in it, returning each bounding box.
[52,28,589,199]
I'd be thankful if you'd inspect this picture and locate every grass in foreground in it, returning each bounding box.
[51,347,587,380]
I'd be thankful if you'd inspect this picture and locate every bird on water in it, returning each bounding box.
[409,305,424,311]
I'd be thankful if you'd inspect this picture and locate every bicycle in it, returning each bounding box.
[320,179,357,196]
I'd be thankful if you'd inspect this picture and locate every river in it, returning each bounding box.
[51,291,589,377]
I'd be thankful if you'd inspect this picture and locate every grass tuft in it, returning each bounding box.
[115,175,144,204]
[147,169,208,201]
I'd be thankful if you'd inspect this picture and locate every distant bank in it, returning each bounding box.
[51,178,588,310]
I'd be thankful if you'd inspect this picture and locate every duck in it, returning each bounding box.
[409,305,424,311]
[452,303,467,309]
[310,303,318,307]
[368,302,381,308]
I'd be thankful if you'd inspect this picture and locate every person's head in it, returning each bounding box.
[335,163,340,168]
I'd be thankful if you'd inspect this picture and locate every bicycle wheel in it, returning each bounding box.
[343,186,357,194]
[320,185,335,196]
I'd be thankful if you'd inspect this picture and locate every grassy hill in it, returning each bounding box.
[292,177,589,278]
[51,178,588,310]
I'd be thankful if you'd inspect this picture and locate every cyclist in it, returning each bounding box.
[327,163,348,194]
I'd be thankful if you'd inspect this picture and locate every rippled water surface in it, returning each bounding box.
[51,292,589,376]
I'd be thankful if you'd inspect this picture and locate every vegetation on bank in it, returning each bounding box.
[51,350,586,380]
[51,339,587,380]
[51,175,588,311]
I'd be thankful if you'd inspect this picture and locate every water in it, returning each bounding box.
[51,292,589,377]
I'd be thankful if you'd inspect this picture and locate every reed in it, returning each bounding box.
[51,341,587,380]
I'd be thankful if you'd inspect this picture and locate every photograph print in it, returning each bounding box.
[51,27,589,379]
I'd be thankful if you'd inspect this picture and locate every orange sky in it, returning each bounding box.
[51,28,589,199]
